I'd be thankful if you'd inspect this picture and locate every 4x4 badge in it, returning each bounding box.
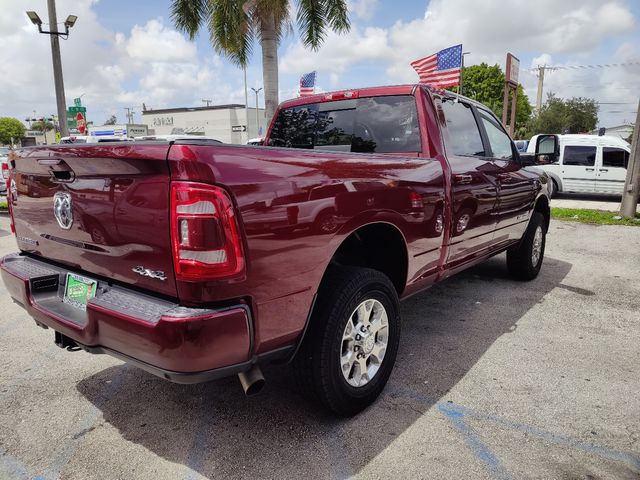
[53,192,73,230]
[132,266,167,281]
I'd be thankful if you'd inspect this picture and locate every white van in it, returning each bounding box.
[526,134,630,197]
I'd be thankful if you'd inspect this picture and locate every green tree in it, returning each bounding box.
[450,63,532,135]
[526,93,598,136]
[104,115,117,125]
[0,117,26,145]
[170,0,350,122]
[31,120,55,132]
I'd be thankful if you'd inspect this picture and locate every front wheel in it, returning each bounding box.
[507,212,546,280]
[292,266,400,416]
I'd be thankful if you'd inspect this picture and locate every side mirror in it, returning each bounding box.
[535,134,559,164]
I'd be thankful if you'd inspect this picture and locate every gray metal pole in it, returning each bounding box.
[243,68,249,142]
[47,0,69,137]
[620,99,640,218]
[255,90,259,138]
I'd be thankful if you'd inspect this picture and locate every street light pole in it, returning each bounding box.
[251,87,263,139]
[460,52,470,97]
[47,0,69,137]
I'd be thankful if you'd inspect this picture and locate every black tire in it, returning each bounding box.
[507,212,546,281]
[292,266,400,416]
[548,179,558,198]
[315,210,339,234]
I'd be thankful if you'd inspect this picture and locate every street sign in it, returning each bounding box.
[74,97,82,107]
[231,125,247,132]
[67,106,87,132]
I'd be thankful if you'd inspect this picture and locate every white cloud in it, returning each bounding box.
[347,0,378,20]
[0,1,240,126]
[280,0,637,125]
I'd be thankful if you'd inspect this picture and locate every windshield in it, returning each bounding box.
[0,147,9,156]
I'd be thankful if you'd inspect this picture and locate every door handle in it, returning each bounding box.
[599,169,608,172]
[453,174,473,185]
[585,168,595,171]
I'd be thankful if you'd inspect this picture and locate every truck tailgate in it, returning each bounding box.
[11,144,177,297]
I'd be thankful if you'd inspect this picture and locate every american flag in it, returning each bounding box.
[411,44,462,89]
[299,71,316,96]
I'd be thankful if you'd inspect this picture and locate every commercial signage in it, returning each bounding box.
[231,125,247,132]
[505,53,520,85]
[67,106,87,134]
[153,116,174,127]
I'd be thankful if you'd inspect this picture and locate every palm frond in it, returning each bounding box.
[323,0,349,34]
[208,0,255,66]
[296,0,326,50]
[170,0,208,40]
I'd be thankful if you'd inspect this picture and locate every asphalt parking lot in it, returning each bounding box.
[0,213,639,480]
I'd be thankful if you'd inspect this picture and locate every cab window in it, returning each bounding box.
[441,100,485,157]
[477,109,514,160]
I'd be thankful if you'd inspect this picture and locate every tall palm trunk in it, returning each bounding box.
[260,14,279,129]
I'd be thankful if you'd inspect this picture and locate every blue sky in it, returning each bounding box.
[1,0,638,128]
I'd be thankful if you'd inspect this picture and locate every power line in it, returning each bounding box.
[528,61,640,71]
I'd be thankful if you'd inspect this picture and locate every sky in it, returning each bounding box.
[0,0,638,130]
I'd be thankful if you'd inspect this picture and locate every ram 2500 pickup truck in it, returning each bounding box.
[1,85,550,415]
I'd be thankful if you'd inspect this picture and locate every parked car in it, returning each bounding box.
[526,134,630,197]
[1,85,550,415]
[514,139,529,152]
[0,146,10,197]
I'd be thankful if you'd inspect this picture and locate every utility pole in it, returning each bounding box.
[202,99,212,107]
[124,107,135,124]
[620,99,640,218]
[47,0,69,137]
[535,65,545,112]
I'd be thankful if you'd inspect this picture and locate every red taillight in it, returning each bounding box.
[409,191,424,210]
[170,182,245,281]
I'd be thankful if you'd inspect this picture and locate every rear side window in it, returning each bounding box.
[441,100,485,156]
[563,146,596,166]
[602,147,629,169]
[269,105,318,149]
[268,95,420,154]
[352,96,421,153]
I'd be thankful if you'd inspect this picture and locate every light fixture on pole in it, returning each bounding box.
[26,1,78,138]
[251,87,263,139]
[459,52,471,96]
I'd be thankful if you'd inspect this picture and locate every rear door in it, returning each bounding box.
[596,146,629,194]
[559,144,597,193]
[11,143,177,297]
[440,99,500,268]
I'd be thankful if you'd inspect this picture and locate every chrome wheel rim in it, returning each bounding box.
[531,226,543,266]
[320,214,338,233]
[340,299,389,388]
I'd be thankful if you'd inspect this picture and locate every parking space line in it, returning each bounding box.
[0,448,32,480]
[438,403,512,480]
[386,385,640,474]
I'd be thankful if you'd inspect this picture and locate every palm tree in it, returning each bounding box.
[170,0,350,123]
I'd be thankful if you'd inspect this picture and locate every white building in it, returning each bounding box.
[591,124,634,141]
[141,104,267,144]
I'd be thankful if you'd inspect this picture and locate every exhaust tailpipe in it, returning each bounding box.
[238,366,265,396]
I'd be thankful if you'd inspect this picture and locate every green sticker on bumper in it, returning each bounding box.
[63,273,97,310]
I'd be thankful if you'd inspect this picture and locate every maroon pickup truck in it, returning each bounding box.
[1,85,550,415]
